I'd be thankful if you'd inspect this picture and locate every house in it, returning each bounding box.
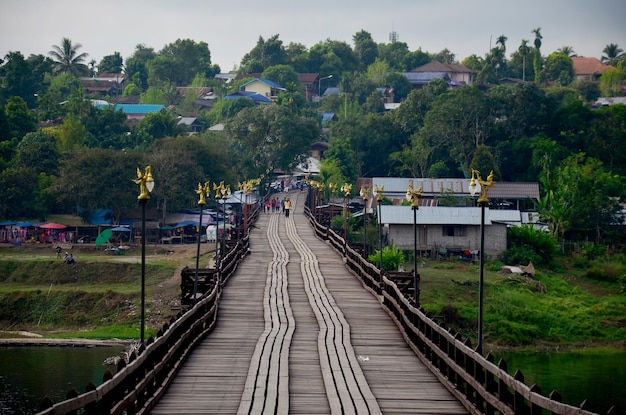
[177,116,204,133]
[239,78,285,99]
[407,61,475,87]
[379,205,508,257]
[94,103,165,120]
[572,57,613,81]
[80,73,126,97]
[368,177,540,211]
[223,90,273,104]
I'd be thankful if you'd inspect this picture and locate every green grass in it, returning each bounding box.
[417,259,626,349]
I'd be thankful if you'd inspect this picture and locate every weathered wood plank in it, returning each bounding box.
[150,192,468,415]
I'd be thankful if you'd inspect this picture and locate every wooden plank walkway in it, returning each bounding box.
[149,192,468,415]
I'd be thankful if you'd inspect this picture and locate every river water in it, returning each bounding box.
[496,350,626,414]
[0,346,624,414]
[0,346,122,415]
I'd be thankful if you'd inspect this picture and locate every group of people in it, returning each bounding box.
[264,197,292,217]
[56,245,75,264]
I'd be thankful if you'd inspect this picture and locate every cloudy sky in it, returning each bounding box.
[1,0,625,72]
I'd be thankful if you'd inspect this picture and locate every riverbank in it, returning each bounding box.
[1,242,624,352]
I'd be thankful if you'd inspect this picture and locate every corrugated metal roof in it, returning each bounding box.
[372,178,539,199]
[380,206,492,225]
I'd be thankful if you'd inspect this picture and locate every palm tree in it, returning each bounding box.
[532,28,543,83]
[518,39,531,81]
[557,46,577,57]
[496,35,507,53]
[532,27,543,50]
[601,43,624,66]
[49,37,89,76]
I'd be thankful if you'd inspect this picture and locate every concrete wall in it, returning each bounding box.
[387,223,507,258]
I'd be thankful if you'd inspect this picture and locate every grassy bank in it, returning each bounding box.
[1,243,624,351]
[0,243,195,340]
[417,258,626,351]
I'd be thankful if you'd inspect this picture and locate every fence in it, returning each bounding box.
[36,206,260,415]
[303,203,615,415]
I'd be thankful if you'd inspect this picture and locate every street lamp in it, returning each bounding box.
[328,182,337,227]
[133,166,154,344]
[372,184,385,276]
[359,185,370,256]
[340,183,352,241]
[217,183,231,286]
[319,74,333,99]
[469,169,494,355]
[194,181,210,304]
[406,182,422,307]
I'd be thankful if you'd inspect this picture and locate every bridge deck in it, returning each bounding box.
[149,192,468,415]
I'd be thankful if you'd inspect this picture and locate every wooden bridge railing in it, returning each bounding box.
[303,203,613,415]
[37,205,260,415]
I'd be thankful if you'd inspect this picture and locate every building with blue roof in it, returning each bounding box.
[239,78,285,100]
[224,91,273,104]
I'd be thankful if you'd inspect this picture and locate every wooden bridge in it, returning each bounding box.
[37,190,609,415]
[149,192,465,414]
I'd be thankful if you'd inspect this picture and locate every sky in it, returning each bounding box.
[1,0,625,72]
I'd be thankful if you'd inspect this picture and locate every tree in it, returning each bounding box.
[557,46,576,57]
[353,30,378,70]
[49,37,89,76]
[13,131,60,175]
[0,52,52,108]
[544,52,575,86]
[97,52,123,74]
[133,110,185,146]
[598,68,626,97]
[226,105,320,178]
[532,28,543,83]
[125,44,156,91]
[420,86,492,176]
[469,144,500,180]
[539,153,625,243]
[518,39,532,81]
[601,43,624,66]
[365,58,390,86]
[434,48,456,64]
[461,54,485,72]
[390,133,433,178]
[49,148,145,219]
[239,34,286,74]
[377,41,410,71]
[402,48,431,71]
[3,96,37,140]
[385,72,413,102]
[0,167,40,219]
[262,64,300,88]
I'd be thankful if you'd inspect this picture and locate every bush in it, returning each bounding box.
[506,225,558,265]
[369,245,405,271]
[502,246,542,266]
[585,263,625,283]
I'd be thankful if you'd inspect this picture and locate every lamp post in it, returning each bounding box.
[340,183,352,241]
[133,165,154,344]
[328,182,337,227]
[406,182,422,307]
[469,169,494,355]
[213,181,224,286]
[359,185,370,256]
[194,181,210,304]
[372,185,385,276]
[219,183,231,285]
[319,74,333,100]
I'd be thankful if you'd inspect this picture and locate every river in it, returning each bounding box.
[0,346,624,414]
[0,346,122,415]
[496,350,626,414]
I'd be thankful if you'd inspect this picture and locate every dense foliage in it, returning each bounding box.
[0,32,625,249]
